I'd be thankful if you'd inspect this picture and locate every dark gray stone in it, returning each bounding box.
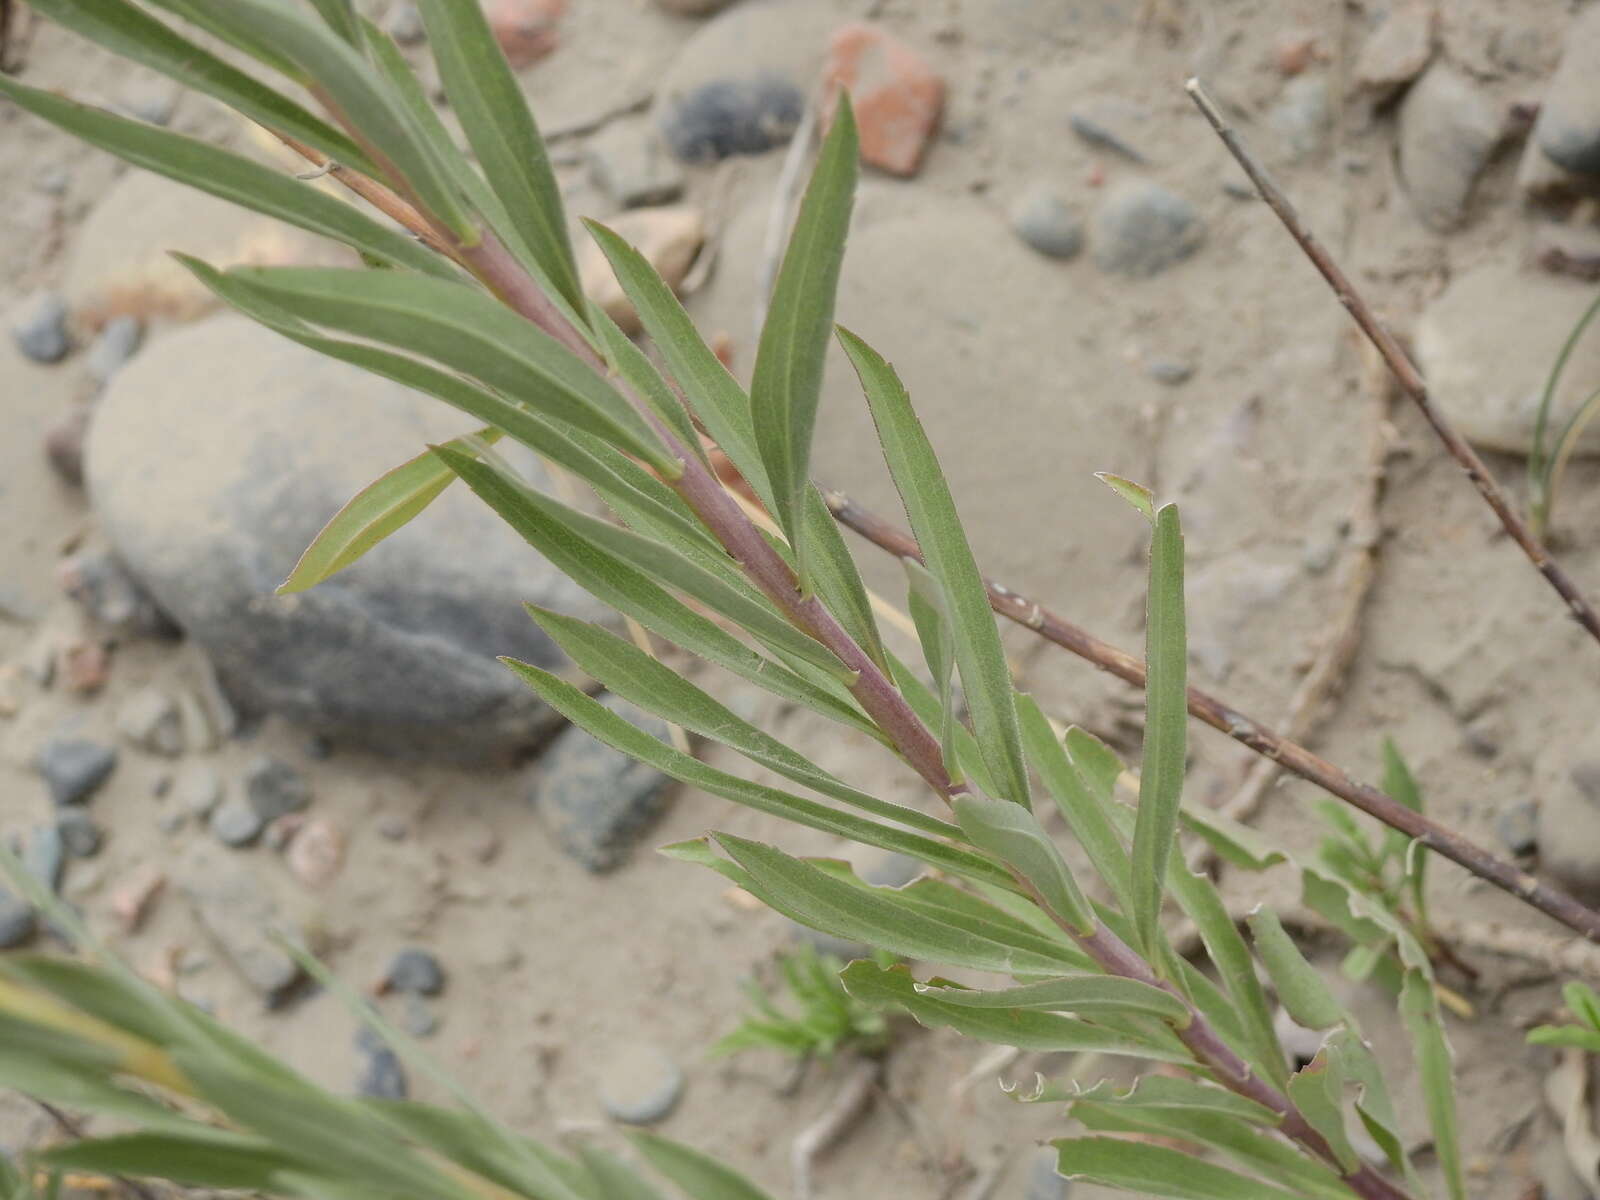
[1009,184,1084,260]
[37,738,118,806]
[597,1043,685,1124]
[401,993,439,1038]
[1146,357,1194,386]
[354,1028,409,1099]
[1497,801,1537,858]
[86,316,144,384]
[384,947,446,997]
[210,795,266,848]
[56,809,104,858]
[0,892,35,949]
[1534,6,1600,177]
[85,316,600,763]
[660,76,803,163]
[530,694,674,872]
[24,826,65,892]
[243,756,310,823]
[11,293,70,364]
[1091,182,1204,278]
[588,121,687,208]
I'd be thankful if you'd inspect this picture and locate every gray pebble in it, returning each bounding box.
[1067,108,1148,164]
[382,1,425,44]
[1146,357,1194,386]
[0,891,35,949]
[1023,1145,1068,1199]
[173,762,224,818]
[401,993,439,1038]
[1397,64,1501,232]
[1534,5,1600,177]
[244,756,311,822]
[180,855,302,1002]
[354,1028,409,1099]
[1269,73,1331,163]
[598,1043,685,1125]
[1091,182,1204,278]
[1496,801,1537,858]
[35,167,70,196]
[56,809,104,859]
[210,794,266,848]
[1008,184,1084,260]
[24,826,65,893]
[588,121,687,209]
[37,738,118,806]
[659,77,804,164]
[116,687,184,757]
[86,316,144,384]
[384,947,446,996]
[11,293,70,364]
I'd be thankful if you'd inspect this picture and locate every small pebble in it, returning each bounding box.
[1496,801,1537,858]
[85,316,144,384]
[483,0,564,69]
[59,641,111,694]
[285,817,344,888]
[116,687,184,756]
[56,809,104,858]
[304,733,334,760]
[0,891,36,949]
[384,947,447,996]
[1091,181,1204,278]
[354,1028,409,1100]
[10,293,70,364]
[24,826,65,892]
[109,866,165,933]
[243,756,311,822]
[1068,108,1148,164]
[37,738,118,806]
[401,993,439,1038]
[210,794,266,848]
[821,23,945,177]
[382,1,425,44]
[117,81,178,126]
[1269,73,1331,163]
[1008,183,1084,260]
[1533,5,1600,177]
[597,1043,685,1125]
[587,121,686,209]
[1146,357,1194,386]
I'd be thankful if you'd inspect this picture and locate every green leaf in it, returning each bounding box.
[1095,472,1155,521]
[0,78,447,278]
[750,96,858,568]
[952,797,1096,933]
[1380,738,1429,922]
[908,974,1189,1023]
[1017,696,1135,913]
[1324,1029,1418,1187]
[886,877,1095,975]
[1070,1075,1279,1124]
[1401,969,1463,1200]
[584,219,772,508]
[841,327,1030,807]
[1064,726,1125,803]
[1527,1024,1600,1052]
[418,0,584,313]
[307,0,360,42]
[22,0,372,171]
[593,307,705,463]
[578,1146,665,1200]
[1054,1137,1305,1200]
[1131,502,1188,960]
[1180,802,1287,873]
[1247,908,1345,1031]
[39,1132,300,1190]
[906,558,959,773]
[1285,1045,1360,1173]
[501,660,1010,889]
[799,486,889,672]
[363,1101,591,1200]
[278,429,497,594]
[140,0,303,79]
[630,1132,776,1200]
[1566,981,1600,1032]
[225,0,477,238]
[231,266,676,476]
[840,962,1189,1060]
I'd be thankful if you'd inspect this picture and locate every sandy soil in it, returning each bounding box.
[3,0,1599,1196]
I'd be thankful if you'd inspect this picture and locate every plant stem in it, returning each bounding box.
[823,488,1600,945]
[1185,78,1600,651]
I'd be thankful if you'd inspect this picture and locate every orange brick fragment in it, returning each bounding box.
[822,23,944,177]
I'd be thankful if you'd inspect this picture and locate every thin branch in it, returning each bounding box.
[791,1056,880,1200]
[1185,78,1600,651]
[823,489,1600,945]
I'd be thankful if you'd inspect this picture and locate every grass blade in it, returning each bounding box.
[1401,970,1463,1200]
[630,1132,775,1200]
[750,97,858,567]
[840,327,1030,807]
[307,0,360,42]
[1131,502,1187,960]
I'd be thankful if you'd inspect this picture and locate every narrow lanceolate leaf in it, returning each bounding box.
[593,306,706,463]
[1131,502,1188,959]
[1285,1045,1360,1173]
[521,606,960,842]
[578,1146,665,1200]
[225,0,477,238]
[952,797,1096,933]
[585,219,772,507]
[307,0,360,43]
[1380,738,1429,918]
[22,0,372,172]
[1055,1137,1305,1200]
[1247,908,1346,1031]
[1017,696,1134,913]
[1401,970,1463,1200]
[0,80,447,278]
[39,1131,301,1191]
[750,97,858,565]
[908,975,1189,1024]
[1324,1030,1420,1189]
[501,661,1008,889]
[230,267,677,476]
[141,0,303,79]
[630,1133,776,1200]
[800,486,889,671]
[1567,981,1600,1032]
[278,429,498,594]
[1070,1075,1279,1124]
[1064,726,1124,803]
[841,328,1031,807]
[905,558,959,772]
[419,0,584,313]
[1095,472,1155,522]
[840,962,1190,1060]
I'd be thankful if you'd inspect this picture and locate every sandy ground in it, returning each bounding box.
[3,0,1600,1196]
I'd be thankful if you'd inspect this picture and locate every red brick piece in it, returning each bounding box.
[484,0,565,69]
[822,23,944,177]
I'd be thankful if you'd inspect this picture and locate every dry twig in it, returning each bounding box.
[1186,78,1600,652]
[792,1056,881,1200]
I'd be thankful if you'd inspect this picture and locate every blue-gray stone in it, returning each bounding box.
[1091,181,1204,278]
[37,738,118,806]
[243,756,310,823]
[354,1028,408,1099]
[598,1044,685,1125]
[209,794,265,848]
[25,826,65,893]
[86,315,144,383]
[1009,185,1085,260]
[659,76,804,163]
[11,293,69,363]
[384,947,446,997]
[55,809,103,858]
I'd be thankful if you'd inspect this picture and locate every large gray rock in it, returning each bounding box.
[1397,64,1501,231]
[1533,5,1600,178]
[86,316,603,762]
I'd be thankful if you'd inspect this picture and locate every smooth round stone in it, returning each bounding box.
[37,738,118,806]
[10,292,70,363]
[1535,5,1600,177]
[597,1043,686,1125]
[56,810,104,859]
[384,947,446,997]
[1090,181,1204,278]
[1009,184,1085,259]
[209,795,266,848]
[354,1029,408,1100]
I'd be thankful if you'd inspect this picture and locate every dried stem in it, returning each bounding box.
[823,488,1600,944]
[791,1056,880,1200]
[1185,78,1600,650]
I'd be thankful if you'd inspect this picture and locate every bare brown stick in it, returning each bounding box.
[1189,340,1391,874]
[823,489,1600,944]
[791,1056,880,1200]
[1185,78,1600,650]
